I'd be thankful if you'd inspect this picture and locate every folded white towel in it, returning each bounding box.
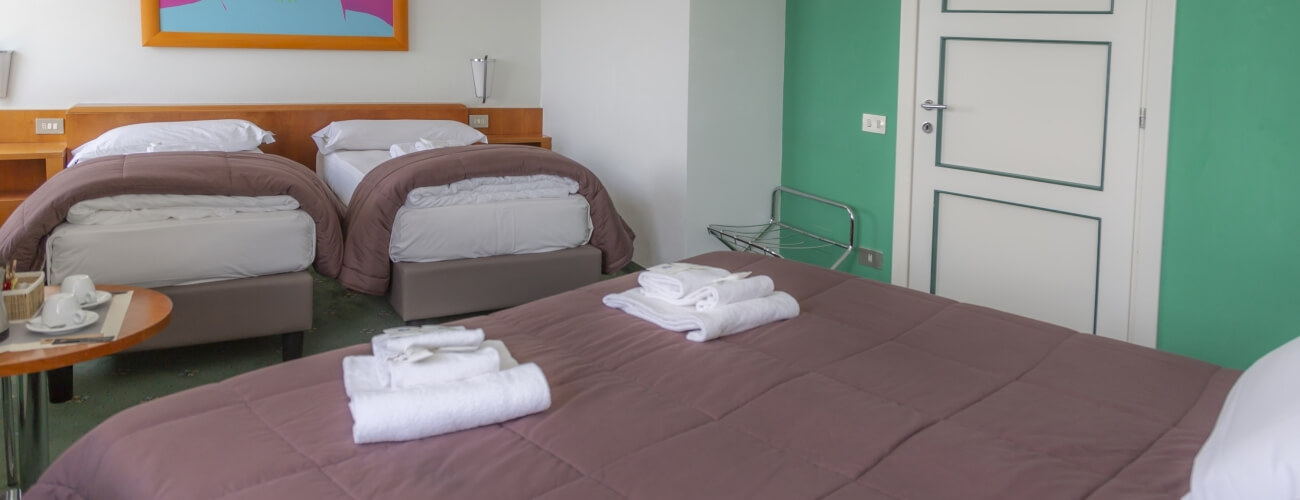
[637,262,748,300]
[602,288,800,342]
[349,363,552,444]
[389,347,501,390]
[343,355,387,398]
[343,340,521,397]
[372,325,484,360]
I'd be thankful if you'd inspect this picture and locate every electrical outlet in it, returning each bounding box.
[857,247,884,270]
[35,118,64,135]
[468,114,490,129]
[862,113,887,135]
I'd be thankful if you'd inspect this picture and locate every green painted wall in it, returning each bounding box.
[782,1,1300,368]
[781,0,900,281]
[1157,1,1300,369]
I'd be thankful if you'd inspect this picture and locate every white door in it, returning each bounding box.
[907,0,1147,339]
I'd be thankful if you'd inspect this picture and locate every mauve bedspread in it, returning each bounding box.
[338,144,635,295]
[0,152,344,278]
[29,252,1237,500]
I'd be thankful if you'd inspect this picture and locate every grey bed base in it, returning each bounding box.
[127,270,313,356]
[389,245,602,321]
[49,271,313,404]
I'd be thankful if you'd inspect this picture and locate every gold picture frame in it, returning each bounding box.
[141,0,408,51]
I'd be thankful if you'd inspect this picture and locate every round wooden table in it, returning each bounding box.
[1,285,172,495]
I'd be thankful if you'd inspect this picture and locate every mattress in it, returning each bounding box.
[389,196,591,263]
[30,252,1238,500]
[45,210,316,288]
[319,150,593,263]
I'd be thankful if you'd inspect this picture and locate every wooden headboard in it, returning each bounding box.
[64,103,471,168]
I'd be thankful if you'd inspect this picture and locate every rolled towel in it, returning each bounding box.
[372,325,484,360]
[481,339,520,370]
[637,263,741,300]
[389,347,501,390]
[694,275,776,311]
[349,363,552,444]
[602,288,800,342]
[643,272,754,308]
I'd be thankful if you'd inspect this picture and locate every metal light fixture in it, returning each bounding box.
[0,51,12,98]
[471,54,495,104]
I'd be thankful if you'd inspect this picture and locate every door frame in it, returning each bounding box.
[890,0,1178,348]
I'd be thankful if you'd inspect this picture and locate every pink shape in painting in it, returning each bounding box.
[341,0,394,26]
[158,1,393,27]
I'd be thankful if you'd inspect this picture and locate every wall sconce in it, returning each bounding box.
[471,55,495,104]
[0,51,12,98]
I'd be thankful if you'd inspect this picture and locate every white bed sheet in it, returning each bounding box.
[46,210,316,288]
[317,151,593,263]
[317,150,391,207]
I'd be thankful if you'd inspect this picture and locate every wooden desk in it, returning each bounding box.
[1,285,171,493]
[487,135,552,150]
[0,143,65,225]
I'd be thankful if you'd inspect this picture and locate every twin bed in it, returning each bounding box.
[0,103,631,359]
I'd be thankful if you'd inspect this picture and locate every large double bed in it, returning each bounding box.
[27,252,1246,499]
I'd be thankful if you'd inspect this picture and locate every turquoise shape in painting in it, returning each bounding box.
[160,0,393,38]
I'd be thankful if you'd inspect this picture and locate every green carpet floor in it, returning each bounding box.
[42,268,599,461]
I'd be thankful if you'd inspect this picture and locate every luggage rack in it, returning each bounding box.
[707,186,856,270]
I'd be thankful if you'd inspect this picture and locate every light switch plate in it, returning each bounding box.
[862,113,887,135]
[857,247,884,270]
[468,115,490,129]
[35,118,64,135]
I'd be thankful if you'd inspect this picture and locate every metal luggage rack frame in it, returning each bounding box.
[707,186,856,270]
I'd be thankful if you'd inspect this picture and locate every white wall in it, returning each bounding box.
[685,0,785,256]
[540,0,692,266]
[0,0,540,108]
[542,0,785,266]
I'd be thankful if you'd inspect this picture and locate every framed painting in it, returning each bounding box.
[141,0,408,51]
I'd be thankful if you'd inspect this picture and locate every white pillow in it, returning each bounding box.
[313,119,486,155]
[69,119,275,166]
[1184,335,1300,500]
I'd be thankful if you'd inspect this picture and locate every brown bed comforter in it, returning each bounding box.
[28,252,1236,500]
[0,152,343,277]
[338,144,635,295]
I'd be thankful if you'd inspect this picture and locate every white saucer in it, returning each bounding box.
[79,290,112,308]
[26,311,100,336]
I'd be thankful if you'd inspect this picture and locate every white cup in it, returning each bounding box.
[41,293,86,328]
[61,274,96,305]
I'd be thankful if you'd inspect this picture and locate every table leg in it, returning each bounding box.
[45,368,71,404]
[3,377,18,493]
[3,373,48,496]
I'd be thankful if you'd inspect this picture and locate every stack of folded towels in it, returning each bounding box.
[342,325,551,444]
[602,262,800,341]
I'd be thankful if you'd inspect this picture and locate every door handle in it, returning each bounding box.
[920,99,947,111]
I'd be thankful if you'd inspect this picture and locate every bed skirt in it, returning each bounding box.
[389,246,601,321]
